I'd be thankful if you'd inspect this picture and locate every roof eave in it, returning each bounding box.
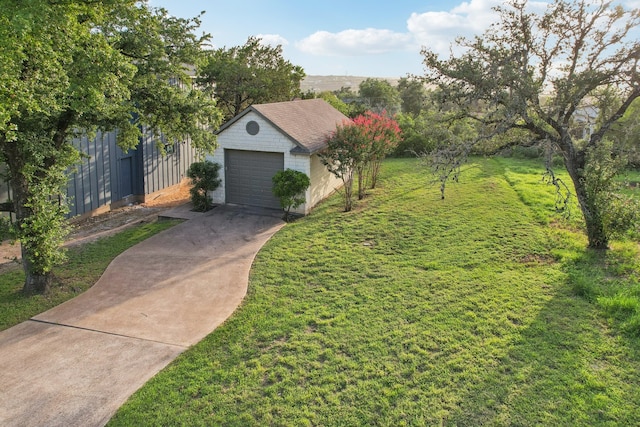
[214,107,255,135]
[290,146,312,155]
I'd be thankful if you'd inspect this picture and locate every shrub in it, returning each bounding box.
[186,161,221,212]
[272,169,310,221]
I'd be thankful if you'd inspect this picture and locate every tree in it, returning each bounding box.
[0,1,222,293]
[272,169,310,221]
[187,161,222,212]
[359,78,401,115]
[394,87,479,158]
[321,113,401,207]
[353,112,402,190]
[394,109,478,158]
[199,36,306,122]
[397,77,428,116]
[317,91,351,116]
[320,122,362,212]
[422,0,640,249]
[333,86,358,100]
[331,86,368,118]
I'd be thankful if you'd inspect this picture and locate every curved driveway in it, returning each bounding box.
[0,205,284,427]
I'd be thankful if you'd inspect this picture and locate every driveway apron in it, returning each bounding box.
[0,205,284,427]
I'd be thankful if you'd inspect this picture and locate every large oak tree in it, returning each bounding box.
[0,0,222,293]
[198,36,306,122]
[422,0,640,249]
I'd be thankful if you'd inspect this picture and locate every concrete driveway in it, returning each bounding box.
[0,205,284,427]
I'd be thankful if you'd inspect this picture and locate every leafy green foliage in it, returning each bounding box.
[395,107,478,159]
[316,91,351,116]
[609,97,640,167]
[199,36,305,122]
[0,1,222,292]
[110,158,640,426]
[584,139,639,240]
[271,169,310,221]
[397,77,428,115]
[332,86,369,118]
[394,112,436,156]
[187,161,221,212]
[358,78,401,115]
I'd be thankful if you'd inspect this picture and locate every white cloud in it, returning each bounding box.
[255,34,289,47]
[407,0,502,55]
[407,0,552,56]
[295,0,504,59]
[296,28,413,56]
[294,0,559,64]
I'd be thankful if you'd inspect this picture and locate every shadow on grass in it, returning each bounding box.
[447,281,640,426]
[564,245,640,336]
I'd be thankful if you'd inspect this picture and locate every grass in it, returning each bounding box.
[109,157,640,426]
[0,219,180,331]
[617,168,640,198]
[496,156,640,334]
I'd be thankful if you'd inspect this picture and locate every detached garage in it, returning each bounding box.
[208,99,348,214]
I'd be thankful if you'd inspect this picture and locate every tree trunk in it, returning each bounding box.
[21,249,53,294]
[563,148,609,249]
[343,171,354,212]
[8,166,54,293]
[370,157,382,189]
[574,182,609,249]
[356,164,367,200]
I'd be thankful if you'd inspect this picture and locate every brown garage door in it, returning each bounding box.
[225,149,284,209]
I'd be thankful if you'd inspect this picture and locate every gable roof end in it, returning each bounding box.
[216,99,350,154]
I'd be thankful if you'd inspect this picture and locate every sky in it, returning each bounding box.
[150,0,640,78]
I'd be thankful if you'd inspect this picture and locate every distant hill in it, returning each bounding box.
[301,75,402,94]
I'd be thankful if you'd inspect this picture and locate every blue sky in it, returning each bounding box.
[150,0,640,77]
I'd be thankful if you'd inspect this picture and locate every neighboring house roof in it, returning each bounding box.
[216,99,350,154]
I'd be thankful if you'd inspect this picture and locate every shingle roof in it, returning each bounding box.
[217,99,350,154]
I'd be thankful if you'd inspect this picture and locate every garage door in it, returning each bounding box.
[225,150,284,209]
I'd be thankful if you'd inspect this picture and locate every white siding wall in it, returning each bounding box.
[207,111,342,214]
[306,153,343,213]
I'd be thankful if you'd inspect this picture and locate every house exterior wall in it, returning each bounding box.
[209,111,342,215]
[306,153,342,213]
[142,130,197,197]
[67,131,118,217]
[1,129,196,220]
[65,129,197,217]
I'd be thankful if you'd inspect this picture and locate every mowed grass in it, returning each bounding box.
[110,158,640,426]
[497,157,640,333]
[0,219,180,331]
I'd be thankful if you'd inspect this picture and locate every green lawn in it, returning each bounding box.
[108,157,640,426]
[0,219,180,331]
[618,168,640,198]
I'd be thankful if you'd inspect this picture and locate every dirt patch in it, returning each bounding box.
[0,181,192,269]
[68,180,191,243]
